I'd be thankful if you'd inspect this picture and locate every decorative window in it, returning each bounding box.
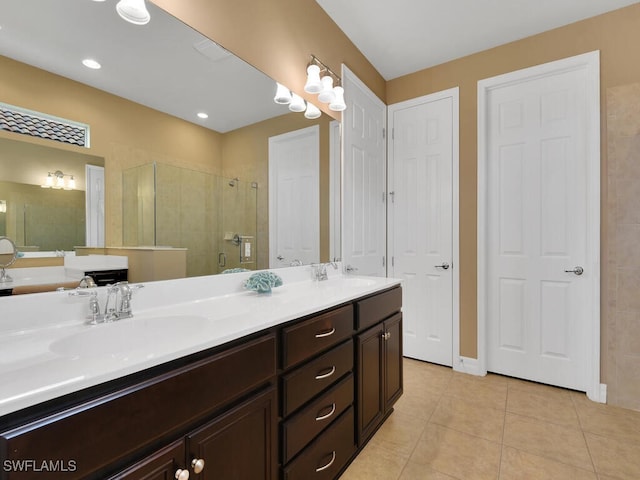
[0,102,90,147]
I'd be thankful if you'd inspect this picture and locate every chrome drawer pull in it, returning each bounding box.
[315,365,336,380]
[315,403,336,421]
[315,451,336,473]
[315,327,336,338]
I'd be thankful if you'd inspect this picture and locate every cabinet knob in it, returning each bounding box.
[175,469,189,480]
[191,458,205,474]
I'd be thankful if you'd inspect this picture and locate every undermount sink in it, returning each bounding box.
[50,315,210,359]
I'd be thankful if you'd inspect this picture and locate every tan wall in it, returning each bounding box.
[0,55,224,247]
[387,4,640,408]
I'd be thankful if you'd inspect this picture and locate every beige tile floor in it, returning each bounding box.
[341,358,640,480]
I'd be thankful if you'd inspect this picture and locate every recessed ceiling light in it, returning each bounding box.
[82,59,101,70]
[197,112,209,119]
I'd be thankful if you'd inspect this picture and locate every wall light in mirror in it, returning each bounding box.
[0,200,6,214]
[42,170,75,190]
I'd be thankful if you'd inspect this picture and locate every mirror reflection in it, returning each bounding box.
[0,0,340,277]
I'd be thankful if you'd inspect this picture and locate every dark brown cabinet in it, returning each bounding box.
[186,387,278,480]
[279,304,356,478]
[356,288,403,446]
[0,286,403,480]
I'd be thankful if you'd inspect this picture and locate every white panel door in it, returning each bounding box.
[269,126,320,268]
[342,66,387,276]
[389,89,457,366]
[483,55,599,391]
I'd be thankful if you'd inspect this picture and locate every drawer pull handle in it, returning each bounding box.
[315,451,336,473]
[315,402,336,421]
[175,469,189,480]
[315,327,336,338]
[315,365,336,380]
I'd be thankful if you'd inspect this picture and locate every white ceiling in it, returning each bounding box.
[1,0,638,133]
[316,0,640,80]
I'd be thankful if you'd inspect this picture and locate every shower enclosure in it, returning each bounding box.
[122,162,258,277]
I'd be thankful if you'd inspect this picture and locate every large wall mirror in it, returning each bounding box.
[0,0,340,276]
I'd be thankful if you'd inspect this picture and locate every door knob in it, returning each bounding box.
[277,255,284,261]
[564,266,584,276]
[345,265,358,273]
[435,262,450,270]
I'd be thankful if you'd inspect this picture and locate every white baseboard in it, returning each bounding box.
[452,356,484,376]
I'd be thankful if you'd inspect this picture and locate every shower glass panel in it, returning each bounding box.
[122,163,155,247]
[122,162,257,277]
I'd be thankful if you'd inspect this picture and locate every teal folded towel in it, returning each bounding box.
[243,271,283,294]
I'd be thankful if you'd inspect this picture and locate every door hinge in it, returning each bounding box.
[392,128,394,140]
[382,256,386,267]
[382,191,386,203]
[392,256,395,267]
[389,191,395,203]
[382,128,386,140]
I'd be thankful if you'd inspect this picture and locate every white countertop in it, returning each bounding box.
[0,266,400,417]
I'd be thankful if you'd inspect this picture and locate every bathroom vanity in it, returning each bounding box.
[0,268,402,479]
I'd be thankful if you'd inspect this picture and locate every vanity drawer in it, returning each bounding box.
[282,406,356,480]
[356,287,402,331]
[281,304,353,369]
[281,339,353,416]
[282,373,353,464]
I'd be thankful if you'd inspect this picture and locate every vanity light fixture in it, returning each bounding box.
[289,93,306,113]
[274,83,292,105]
[116,0,151,26]
[304,55,346,112]
[42,170,75,190]
[304,102,321,119]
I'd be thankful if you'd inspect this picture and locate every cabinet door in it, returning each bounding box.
[186,387,278,480]
[384,313,403,410]
[108,440,186,480]
[356,323,384,445]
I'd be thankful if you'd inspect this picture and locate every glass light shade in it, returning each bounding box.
[116,0,151,25]
[304,102,321,119]
[43,173,53,188]
[55,174,65,189]
[329,86,347,112]
[317,76,335,103]
[289,93,306,113]
[304,64,322,94]
[67,176,76,190]
[274,83,292,104]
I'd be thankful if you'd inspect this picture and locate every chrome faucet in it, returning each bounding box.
[69,281,143,324]
[311,262,338,281]
[103,281,144,322]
